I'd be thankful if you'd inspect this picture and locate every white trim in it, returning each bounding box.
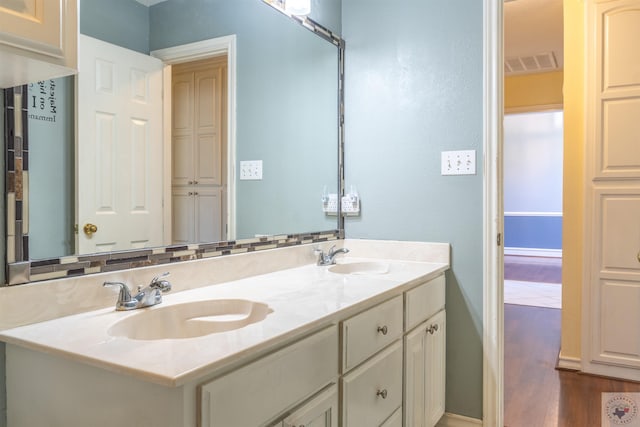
[437,413,483,427]
[151,35,238,240]
[504,247,562,258]
[557,353,582,371]
[483,0,503,426]
[505,104,563,114]
[504,211,562,217]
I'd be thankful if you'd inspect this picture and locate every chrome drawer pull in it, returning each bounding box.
[376,389,388,399]
[427,324,439,335]
[377,325,388,335]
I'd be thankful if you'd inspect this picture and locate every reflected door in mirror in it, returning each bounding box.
[77,35,164,253]
[171,57,228,244]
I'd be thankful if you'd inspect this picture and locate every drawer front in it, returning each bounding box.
[381,407,403,427]
[342,340,403,427]
[199,325,339,427]
[405,274,445,331]
[342,295,403,371]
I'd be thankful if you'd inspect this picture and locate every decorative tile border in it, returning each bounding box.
[8,230,343,285]
[4,85,30,267]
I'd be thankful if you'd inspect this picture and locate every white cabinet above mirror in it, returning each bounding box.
[0,0,77,88]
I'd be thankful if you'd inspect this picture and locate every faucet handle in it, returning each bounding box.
[103,281,133,303]
[149,272,171,292]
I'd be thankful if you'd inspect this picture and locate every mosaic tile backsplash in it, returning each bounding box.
[4,85,342,286]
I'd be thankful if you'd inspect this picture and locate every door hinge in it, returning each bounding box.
[74,224,79,235]
[497,233,502,247]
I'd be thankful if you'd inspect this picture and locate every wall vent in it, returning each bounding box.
[505,52,558,75]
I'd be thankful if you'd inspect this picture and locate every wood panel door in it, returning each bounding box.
[77,35,164,254]
[171,56,227,243]
[584,0,640,380]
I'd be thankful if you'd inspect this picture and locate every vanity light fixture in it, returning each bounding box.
[285,0,310,16]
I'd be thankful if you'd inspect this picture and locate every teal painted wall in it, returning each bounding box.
[342,0,484,419]
[151,0,340,237]
[80,0,150,54]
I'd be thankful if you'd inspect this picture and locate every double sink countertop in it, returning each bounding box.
[0,241,449,388]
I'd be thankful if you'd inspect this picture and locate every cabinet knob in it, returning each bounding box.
[427,324,439,335]
[377,325,388,335]
[194,180,199,184]
[376,389,388,399]
[637,251,640,263]
[188,192,194,196]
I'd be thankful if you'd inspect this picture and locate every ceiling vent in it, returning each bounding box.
[505,52,558,75]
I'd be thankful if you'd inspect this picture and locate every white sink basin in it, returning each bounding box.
[108,299,273,340]
[328,261,389,275]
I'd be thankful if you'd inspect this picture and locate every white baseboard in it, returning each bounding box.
[437,413,483,427]
[504,247,562,258]
[557,353,581,371]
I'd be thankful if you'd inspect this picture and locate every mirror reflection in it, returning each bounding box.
[25,0,340,260]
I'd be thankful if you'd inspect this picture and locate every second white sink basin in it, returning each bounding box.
[108,299,272,340]
[328,261,389,275]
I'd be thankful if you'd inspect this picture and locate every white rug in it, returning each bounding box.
[504,280,561,309]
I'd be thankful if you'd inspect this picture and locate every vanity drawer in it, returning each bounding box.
[381,407,403,427]
[341,340,403,427]
[199,325,338,427]
[342,295,403,371]
[405,274,445,331]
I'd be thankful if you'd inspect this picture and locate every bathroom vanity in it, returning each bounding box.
[0,240,449,427]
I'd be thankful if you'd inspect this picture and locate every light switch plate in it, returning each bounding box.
[240,160,263,180]
[441,150,476,175]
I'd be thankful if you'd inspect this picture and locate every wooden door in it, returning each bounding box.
[77,35,164,254]
[171,56,227,243]
[584,0,640,380]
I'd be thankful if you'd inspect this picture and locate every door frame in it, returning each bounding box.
[151,35,237,243]
[483,0,504,425]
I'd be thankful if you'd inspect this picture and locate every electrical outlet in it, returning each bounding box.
[441,150,476,175]
[240,160,263,180]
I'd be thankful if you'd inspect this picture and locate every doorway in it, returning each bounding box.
[503,109,563,309]
[170,56,228,244]
[151,35,237,244]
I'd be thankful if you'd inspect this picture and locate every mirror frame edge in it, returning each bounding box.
[3,6,346,286]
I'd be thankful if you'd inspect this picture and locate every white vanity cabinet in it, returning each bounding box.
[340,295,404,426]
[0,0,77,88]
[404,275,446,427]
[276,384,339,427]
[199,326,339,427]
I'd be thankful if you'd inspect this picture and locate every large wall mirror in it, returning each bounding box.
[4,0,345,285]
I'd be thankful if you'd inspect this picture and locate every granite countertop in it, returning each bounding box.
[0,256,448,387]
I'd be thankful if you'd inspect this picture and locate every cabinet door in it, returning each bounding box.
[404,310,446,427]
[172,188,195,244]
[283,385,338,427]
[195,187,223,243]
[0,0,77,87]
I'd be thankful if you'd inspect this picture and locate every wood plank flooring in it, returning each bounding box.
[504,304,640,426]
[504,255,562,283]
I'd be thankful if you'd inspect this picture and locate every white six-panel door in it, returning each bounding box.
[584,0,640,380]
[77,35,164,254]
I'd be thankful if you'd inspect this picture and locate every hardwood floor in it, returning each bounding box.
[504,255,562,283]
[504,304,640,426]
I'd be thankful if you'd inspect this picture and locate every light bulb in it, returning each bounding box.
[285,0,310,16]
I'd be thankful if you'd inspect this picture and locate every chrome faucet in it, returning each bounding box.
[315,245,350,266]
[103,272,172,311]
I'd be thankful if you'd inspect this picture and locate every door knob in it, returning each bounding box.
[83,223,98,236]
